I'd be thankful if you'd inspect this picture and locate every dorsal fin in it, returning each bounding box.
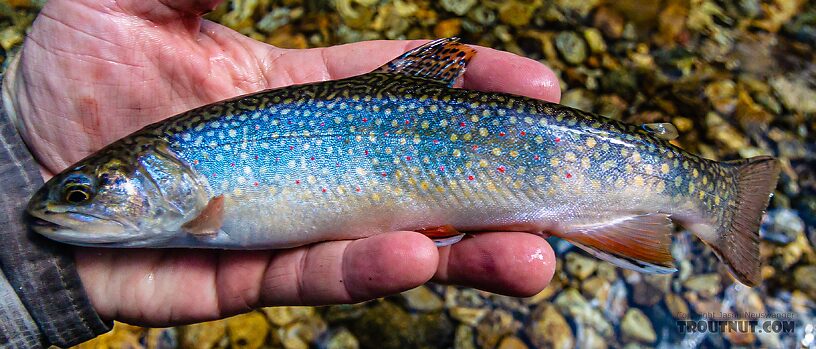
[375,37,476,87]
[642,123,679,140]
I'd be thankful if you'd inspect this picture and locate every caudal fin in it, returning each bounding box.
[713,156,780,286]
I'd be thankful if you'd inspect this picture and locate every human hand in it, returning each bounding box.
[5,0,561,326]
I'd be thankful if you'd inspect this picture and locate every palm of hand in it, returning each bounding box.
[7,0,560,325]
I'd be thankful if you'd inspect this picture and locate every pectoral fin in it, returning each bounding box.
[552,213,677,274]
[182,195,225,237]
[416,225,466,247]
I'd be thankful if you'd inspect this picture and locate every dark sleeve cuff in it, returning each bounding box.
[0,72,111,347]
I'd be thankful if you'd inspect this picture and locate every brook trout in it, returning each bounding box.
[27,38,779,286]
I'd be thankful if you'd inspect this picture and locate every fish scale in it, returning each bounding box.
[28,38,779,287]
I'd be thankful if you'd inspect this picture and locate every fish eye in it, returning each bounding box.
[63,185,92,204]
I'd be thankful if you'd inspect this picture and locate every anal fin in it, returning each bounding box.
[375,37,475,87]
[416,225,466,247]
[553,213,677,274]
[182,195,225,237]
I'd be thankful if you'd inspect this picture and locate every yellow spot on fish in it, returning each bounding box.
[492,148,502,156]
[453,149,462,157]
[509,150,519,157]
[233,188,243,197]
[661,164,670,174]
[524,117,534,124]
[601,160,615,170]
[625,164,634,173]
[689,183,695,194]
[699,190,705,199]
[644,165,653,175]
[581,157,591,169]
[538,119,548,126]
[465,161,473,169]
[656,181,665,193]
[702,176,708,185]
[683,161,690,169]
[421,121,429,129]
[621,148,629,157]
[551,158,560,167]
[450,134,459,141]
[535,136,544,144]
[479,128,488,137]
[692,168,699,178]
[420,181,430,190]
[463,133,473,141]
[440,120,448,127]
[675,176,683,187]
[535,176,545,184]
[565,152,577,162]
[634,175,644,187]
[479,160,488,168]
[471,115,480,122]
[586,138,597,148]
[714,196,721,205]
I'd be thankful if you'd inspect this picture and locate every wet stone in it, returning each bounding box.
[180,320,228,349]
[526,303,574,349]
[226,312,270,349]
[683,273,722,298]
[581,276,611,304]
[401,285,444,312]
[324,328,359,349]
[761,208,806,245]
[771,76,816,113]
[553,288,612,338]
[664,293,690,319]
[449,307,488,327]
[555,31,588,65]
[594,6,625,38]
[497,336,528,349]
[440,0,477,16]
[621,308,656,344]
[794,265,816,300]
[454,325,476,349]
[476,309,521,349]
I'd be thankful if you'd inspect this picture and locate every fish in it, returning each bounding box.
[27,38,779,286]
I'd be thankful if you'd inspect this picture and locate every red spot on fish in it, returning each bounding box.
[381,172,387,177]
[255,125,260,130]
[499,132,506,137]
[320,122,325,126]
[460,121,466,127]
[433,139,439,144]
[566,173,572,179]
[295,180,301,185]
[362,117,368,123]
[497,166,505,173]
[212,174,217,177]
[520,131,526,136]
[472,145,478,150]
[439,166,445,171]
[230,163,235,167]
[288,120,292,124]
[355,187,361,192]
[322,188,327,193]
[534,155,540,160]
[336,163,341,167]
[310,156,315,161]
[289,145,294,150]
[406,119,410,125]
[555,137,561,143]
[364,150,369,155]
[254,155,259,160]
[384,132,390,136]
[193,160,199,165]
[275,157,280,162]
[468,175,475,181]
[253,182,259,186]
[406,156,412,161]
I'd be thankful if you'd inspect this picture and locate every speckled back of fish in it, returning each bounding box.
[28,38,779,286]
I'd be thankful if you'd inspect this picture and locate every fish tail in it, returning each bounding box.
[699,156,779,286]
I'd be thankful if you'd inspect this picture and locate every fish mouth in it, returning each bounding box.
[27,210,131,244]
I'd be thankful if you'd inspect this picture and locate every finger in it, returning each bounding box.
[251,40,560,101]
[433,232,556,297]
[109,0,222,22]
[253,231,437,307]
[312,40,561,102]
